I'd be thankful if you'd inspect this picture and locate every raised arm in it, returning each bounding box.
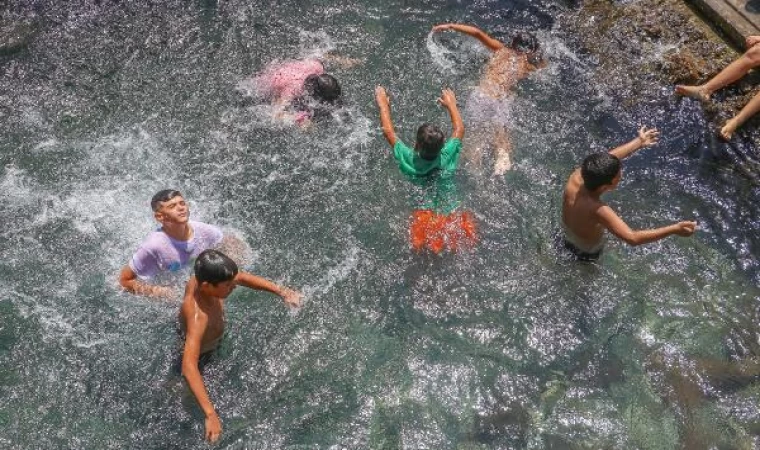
[181,315,221,443]
[375,86,398,147]
[234,271,302,308]
[437,88,464,140]
[608,126,659,160]
[118,266,176,298]
[432,23,505,52]
[596,205,696,246]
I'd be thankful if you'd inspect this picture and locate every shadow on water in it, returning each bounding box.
[1,0,760,449]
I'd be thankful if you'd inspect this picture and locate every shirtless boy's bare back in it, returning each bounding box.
[431,23,545,175]
[561,126,697,260]
[179,250,301,443]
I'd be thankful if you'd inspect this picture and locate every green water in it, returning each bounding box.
[1,1,760,449]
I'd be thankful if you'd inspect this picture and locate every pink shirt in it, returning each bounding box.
[252,58,325,102]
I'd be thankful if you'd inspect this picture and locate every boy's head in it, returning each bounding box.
[415,123,445,161]
[304,73,342,104]
[509,32,543,66]
[151,189,182,211]
[151,189,188,224]
[194,249,239,298]
[581,153,621,191]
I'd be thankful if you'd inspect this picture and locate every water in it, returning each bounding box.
[1,1,760,449]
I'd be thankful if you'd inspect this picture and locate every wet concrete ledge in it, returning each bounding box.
[687,0,760,46]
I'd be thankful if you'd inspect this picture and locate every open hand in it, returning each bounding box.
[280,288,303,308]
[205,412,222,443]
[746,35,760,48]
[374,86,390,107]
[437,88,457,108]
[674,221,697,237]
[637,126,659,147]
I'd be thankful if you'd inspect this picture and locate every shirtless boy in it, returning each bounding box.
[179,249,301,442]
[431,23,545,174]
[562,126,697,260]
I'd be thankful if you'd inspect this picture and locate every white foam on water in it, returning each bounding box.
[8,288,76,343]
[297,29,336,60]
[425,31,488,75]
[301,241,361,299]
[0,164,33,204]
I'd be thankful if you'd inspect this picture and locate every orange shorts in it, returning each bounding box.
[409,210,477,253]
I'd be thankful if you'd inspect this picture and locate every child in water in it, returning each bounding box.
[249,53,358,126]
[431,23,545,174]
[374,85,476,253]
[179,249,301,443]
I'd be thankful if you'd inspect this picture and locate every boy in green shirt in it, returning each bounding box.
[374,86,475,253]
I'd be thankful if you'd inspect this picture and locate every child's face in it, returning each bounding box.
[200,280,236,298]
[155,196,189,225]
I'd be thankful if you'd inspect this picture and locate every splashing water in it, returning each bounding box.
[1,1,760,449]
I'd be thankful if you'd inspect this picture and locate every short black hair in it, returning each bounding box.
[416,123,445,161]
[194,249,239,285]
[303,73,342,104]
[151,189,182,211]
[509,32,543,66]
[581,153,621,191]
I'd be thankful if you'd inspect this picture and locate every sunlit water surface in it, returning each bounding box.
[1,1,760,449]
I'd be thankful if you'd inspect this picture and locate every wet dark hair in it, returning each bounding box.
[292,73,343,123]
[151,189,182,212]
[509,32,543,66]
[581,153,621,191]
[415,123,445,161]
[194,249,238,286]
[303,73,342,104]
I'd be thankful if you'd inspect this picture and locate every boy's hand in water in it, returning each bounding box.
[432,23,454,32]
[375,86,390,107]
[205,412,222,443]
[675,221,697,237]
[637,126,659,147]
[280,287,303,308]
[746,35,760,48]
[437,88,457,109]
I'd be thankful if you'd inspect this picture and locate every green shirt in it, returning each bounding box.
[392,138,463,214]
[393,138,462,178]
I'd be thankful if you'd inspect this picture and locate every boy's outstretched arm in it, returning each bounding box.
[375,86,397,147]
[597,205,697,246]
[181,316,222,443]
[438,88,464,140]
[234,271,302,308]
[608,126,659,160]
[432,23,504,52]
[118,266,176,298]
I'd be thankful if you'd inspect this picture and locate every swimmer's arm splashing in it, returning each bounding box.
[432,23,505,52]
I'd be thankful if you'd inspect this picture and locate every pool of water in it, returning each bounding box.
[2,1,760,449]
